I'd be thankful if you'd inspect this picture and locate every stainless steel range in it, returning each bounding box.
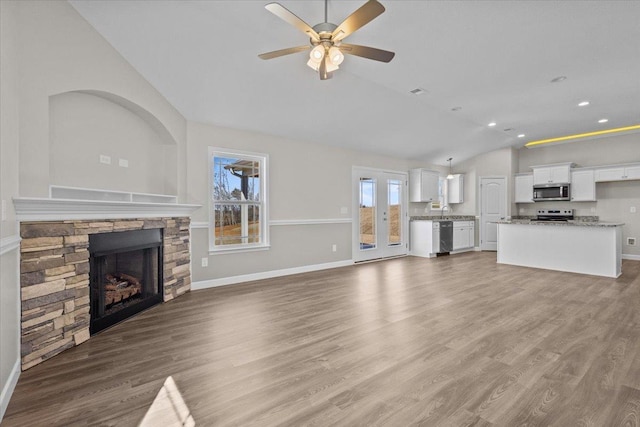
[535,209,574,222]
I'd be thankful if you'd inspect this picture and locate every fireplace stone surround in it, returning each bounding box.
[19,217,191,370]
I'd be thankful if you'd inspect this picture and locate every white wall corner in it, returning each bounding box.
[192,260,354,290]
[0,358,20,422]
[0,235,21,256]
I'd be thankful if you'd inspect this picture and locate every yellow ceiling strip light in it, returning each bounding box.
[525,124,640,148]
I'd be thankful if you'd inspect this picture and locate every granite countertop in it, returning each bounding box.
[495,219,624,227]
[410,215,476,221]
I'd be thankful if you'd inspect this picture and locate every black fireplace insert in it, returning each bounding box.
[89,228,163,334]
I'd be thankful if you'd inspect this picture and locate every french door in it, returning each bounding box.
[352,168,408,262]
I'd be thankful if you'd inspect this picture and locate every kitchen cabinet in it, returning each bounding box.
[410,220,439,257]
[447,174,464,204]
[532,163,573,185]
[409,169,439,202]
[594,163,640,182]
[453,221,474,250]
[514,174,534,203]
[570,169,596,201]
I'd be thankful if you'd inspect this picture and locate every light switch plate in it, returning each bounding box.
[631,206,637,213]
[119,158,129,168]
[99,154,111,165]
[201,257,208,267]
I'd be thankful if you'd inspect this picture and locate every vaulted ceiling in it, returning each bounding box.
[69,0,640,167]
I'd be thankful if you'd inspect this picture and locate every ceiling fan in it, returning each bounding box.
[258,0,395,80]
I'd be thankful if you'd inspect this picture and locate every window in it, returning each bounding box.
[208,148,269,252]
[431,176,448,211]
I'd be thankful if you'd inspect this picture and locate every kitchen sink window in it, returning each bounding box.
[208,147,269,253]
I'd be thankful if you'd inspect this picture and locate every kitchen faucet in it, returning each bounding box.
[440,205,450,219]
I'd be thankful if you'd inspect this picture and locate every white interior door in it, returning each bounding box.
[353,168,408,262]
[480,177,507,251]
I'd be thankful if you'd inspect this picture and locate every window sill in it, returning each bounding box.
[209,245,271,255]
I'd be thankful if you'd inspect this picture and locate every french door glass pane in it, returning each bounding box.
[359,178,376,250]
[388,179,402,246]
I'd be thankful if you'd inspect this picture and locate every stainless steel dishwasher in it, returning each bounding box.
[439,221,453,253]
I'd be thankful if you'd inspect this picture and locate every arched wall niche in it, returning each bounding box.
[49,90,178,195]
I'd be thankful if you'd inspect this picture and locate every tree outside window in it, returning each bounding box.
[209,148,268,252]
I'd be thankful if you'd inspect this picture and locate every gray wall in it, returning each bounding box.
[517,132,640,257]
[187,121,415,283]
[1,0,21,419]
[14,0,188,199]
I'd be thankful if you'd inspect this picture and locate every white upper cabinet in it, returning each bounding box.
[532,163,573,185]
[447,174,464,204]
[514,174,534,203]
[594,163,640,182]
[570,169,596,201]
[409,168,439,202]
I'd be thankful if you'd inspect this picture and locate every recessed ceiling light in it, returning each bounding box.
[517,134,525,138]
[551,76,567,83]
[598,118,609,123]
[409,88,426,95]
[451,106,462,112]
[488,122,497,127]
[578,101,590,107]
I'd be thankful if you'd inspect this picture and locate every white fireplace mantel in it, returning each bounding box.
[13,186,201,221]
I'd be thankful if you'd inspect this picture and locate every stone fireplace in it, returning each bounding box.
[19,217,191,370]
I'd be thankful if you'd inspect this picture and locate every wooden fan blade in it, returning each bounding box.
[339,43,395,62]
[258,45,310,60]
[265,3,320,41]
[332,0,385,42]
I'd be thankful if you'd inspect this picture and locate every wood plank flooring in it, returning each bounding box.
[4,252,640,426]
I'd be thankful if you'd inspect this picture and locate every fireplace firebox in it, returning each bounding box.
[89,229,163,334]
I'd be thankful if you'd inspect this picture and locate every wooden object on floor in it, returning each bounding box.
[4,253,640,426]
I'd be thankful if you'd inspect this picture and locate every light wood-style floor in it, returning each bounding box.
[4,252,640,426]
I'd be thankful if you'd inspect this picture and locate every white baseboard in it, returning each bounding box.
[622,254,640,261]
[192,260,354,290]
[0,357,20,422]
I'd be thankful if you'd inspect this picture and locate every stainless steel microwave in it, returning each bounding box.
[533,183,570,202]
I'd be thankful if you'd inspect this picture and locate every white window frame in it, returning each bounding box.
[208,147,269,253]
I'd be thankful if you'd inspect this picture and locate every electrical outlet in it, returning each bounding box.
[332,244,337,252]
[99,154,111,165]
[201,257,208,267]
[119,158,129,168]
[631,206,637,213]
[628,237,636,246]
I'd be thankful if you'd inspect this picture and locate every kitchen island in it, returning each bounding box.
[496,220,624,278]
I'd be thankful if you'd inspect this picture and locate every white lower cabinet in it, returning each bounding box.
[410,221,439,258]
[453,221,474,251]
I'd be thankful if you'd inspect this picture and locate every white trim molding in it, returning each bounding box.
[0,358,20,422]
[0,235,21,256]
[192,260,353,290]
[269,218,352,226]
[13,197,201,221]
[622,254,640,261]
[191,219,352,229]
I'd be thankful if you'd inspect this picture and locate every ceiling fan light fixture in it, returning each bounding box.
[306,58,320,71]
[324,56,339,73]
[309,45,325,61]
[328,46,344,65]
